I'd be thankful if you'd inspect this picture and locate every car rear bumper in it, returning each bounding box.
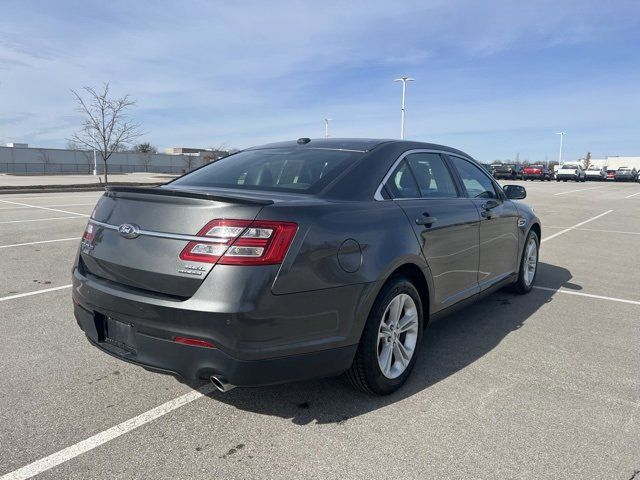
[556,174,578,180]
[72,267,363,385]
[75,303,355,385]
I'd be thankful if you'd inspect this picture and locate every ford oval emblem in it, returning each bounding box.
[118,223,140,239]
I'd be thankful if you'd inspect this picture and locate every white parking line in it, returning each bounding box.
[0,237,81,249]
[554,186,608,196]
[625,191,640,199]
[534,286,640,306]
[0,194,101,201]
[0,199,89,217]
[0,216,86,224]
[0,285,72,303]
[541,210,613,243]
[544,226,640,236]
[0,203,96,211]
[0,384,216,480]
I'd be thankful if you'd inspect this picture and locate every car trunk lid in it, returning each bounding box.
[80,186,271,298]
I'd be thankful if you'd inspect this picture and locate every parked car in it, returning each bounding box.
[523,165,552,181]
[493,164,524,180]
[606,169,617,181]
[556,163,586,182]
[73,138,541,395]
[585,165,607,181]
[614,167,638,182]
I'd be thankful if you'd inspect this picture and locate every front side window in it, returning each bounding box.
[170,147,363,193]
[449,156,498,199]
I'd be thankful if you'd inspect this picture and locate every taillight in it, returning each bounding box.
[179,219,298,265]
[82,223,95,242]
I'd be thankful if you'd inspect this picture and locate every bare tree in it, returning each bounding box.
[137,153,153,172]
[134,142,157,154]
[183,154,197,172]
[583,151,592,170]
[133,143,157,172]
[36,148,52,173]
[67,140,94,173]
[69,83,142,183]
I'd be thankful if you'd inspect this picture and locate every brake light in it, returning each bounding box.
[179,219,298,265]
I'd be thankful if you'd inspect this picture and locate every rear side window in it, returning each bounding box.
[384,153,458,199]
[405,153,458,198]
[171,148,363,193]
[384,160,420,198]
[449,156,498,199]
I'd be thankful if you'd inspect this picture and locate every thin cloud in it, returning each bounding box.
[0,0,639,160]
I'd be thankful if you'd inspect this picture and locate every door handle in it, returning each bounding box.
[415,215,437,227]
[480,199,500,219]
[481,199,500,210]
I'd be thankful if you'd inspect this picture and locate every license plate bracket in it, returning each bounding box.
[104,316,137,354]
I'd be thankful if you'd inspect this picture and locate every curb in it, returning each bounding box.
[0,182,165,195]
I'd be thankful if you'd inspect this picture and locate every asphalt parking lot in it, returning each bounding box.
[1,181,639,480]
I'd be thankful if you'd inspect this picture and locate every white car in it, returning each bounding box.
[585,165,606,181]
[556,163,586,182]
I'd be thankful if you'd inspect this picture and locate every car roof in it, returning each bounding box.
[246,138,473,156]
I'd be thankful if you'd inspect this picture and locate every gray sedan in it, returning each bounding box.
[72,138,541,395]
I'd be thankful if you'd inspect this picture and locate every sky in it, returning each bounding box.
[1,0,639,162]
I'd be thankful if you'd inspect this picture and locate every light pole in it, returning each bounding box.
[324,118,332,138]
[556,132,566,164]
[394,76,414,139]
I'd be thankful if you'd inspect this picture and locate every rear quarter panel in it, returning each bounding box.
[263,200,426,295]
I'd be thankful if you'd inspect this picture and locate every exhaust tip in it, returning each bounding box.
[210,375,235,393]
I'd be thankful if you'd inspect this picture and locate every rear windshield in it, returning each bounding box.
[170,147,363,193]
[562,164,579,169]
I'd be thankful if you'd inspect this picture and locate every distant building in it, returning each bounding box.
[605,156,640,170]
[164,147,208,155]
[5,142,28,148]
[165,147,230,162]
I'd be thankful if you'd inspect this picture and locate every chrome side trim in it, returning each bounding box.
[89,219,227,243]
[374,148,472,201]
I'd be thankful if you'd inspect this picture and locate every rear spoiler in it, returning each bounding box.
[105,186,274,206]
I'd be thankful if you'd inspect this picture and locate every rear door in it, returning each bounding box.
[446,155,520,290]
[381,151,481,311]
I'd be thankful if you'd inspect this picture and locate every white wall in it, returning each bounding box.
[0,146,207,175]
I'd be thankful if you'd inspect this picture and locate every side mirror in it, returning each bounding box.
[503,184,526,200]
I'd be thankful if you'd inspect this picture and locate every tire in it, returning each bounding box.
[508,230,539,294]
[347,275,424,395]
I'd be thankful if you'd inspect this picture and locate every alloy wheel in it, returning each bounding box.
[523,237,538,286]
[377,293,419,379]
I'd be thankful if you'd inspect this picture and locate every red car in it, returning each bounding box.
[523,165,552,181]
[606,170,616,180]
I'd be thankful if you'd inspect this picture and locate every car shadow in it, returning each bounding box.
[197,262,574,425]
